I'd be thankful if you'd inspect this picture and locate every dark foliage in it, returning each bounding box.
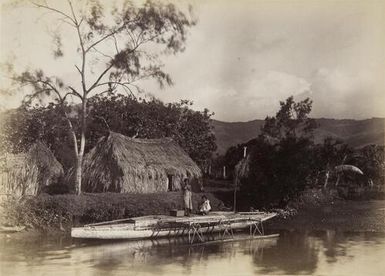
[262,96,317,139]
[237,136,316,209]
[0,95,216,170]
[0,104,76,169]
[226,97,384,209]
[87,95,217,164]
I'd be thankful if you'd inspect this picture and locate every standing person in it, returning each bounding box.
[183,178,193,216]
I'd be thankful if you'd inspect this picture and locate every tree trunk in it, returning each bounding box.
[324,171,330,188]
[75,154,83,195]
[75,99,87,195]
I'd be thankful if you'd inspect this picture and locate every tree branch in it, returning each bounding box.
[85,17,143,53]
[67,86,83,99]
[31,1,76,25]
[75,65,82,75]
[85,27,124,53]
[87,63,114,94]
[19,76,64,102]
[95,115,111,132]
[112,34,120,54]
[90,46,114,60]
[94,81,137,99]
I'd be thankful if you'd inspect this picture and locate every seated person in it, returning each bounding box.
[199,195,211,215]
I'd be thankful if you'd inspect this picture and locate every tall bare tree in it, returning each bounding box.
[10,0,195,194]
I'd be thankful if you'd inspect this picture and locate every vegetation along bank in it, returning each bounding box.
[0,192,226,234]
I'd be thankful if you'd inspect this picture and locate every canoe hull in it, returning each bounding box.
[71,212,277,240]
[72,222,257,240]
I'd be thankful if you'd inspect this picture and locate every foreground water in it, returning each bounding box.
[1,230,385,276]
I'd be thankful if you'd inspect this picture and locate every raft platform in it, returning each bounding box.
[71,211,278,243]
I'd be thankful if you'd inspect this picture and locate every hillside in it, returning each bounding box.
[211,118,385,154]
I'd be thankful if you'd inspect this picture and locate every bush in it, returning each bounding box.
[288,188,338,209]
[237,136,316,209]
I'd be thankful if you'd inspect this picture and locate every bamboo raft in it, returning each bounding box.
[71,211,278,243]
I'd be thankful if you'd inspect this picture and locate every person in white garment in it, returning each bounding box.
[199,195,211,215]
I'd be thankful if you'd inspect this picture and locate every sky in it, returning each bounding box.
[1,0,385,122]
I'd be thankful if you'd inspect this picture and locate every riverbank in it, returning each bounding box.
[2,191,384,239]
[268,199,385,232]
[0,192,227,235]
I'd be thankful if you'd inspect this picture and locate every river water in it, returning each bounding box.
[1,230,385,276]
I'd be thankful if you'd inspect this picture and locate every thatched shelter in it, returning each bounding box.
[0,142,64,197]
[82,132,203,193]
[234,155,251,186]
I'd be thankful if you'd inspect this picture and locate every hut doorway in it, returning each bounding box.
[167,175,174,191]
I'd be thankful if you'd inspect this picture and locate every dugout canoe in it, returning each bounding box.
[71,211,277,240]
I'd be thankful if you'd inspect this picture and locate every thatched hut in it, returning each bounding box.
[0,141,64,197]
[82,132,203,193]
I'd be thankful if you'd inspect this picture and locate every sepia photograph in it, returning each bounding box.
[0,0,384,275]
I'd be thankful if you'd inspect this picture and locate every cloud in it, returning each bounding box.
[1,0,385,122]
[176,70,311,121]
[307,68,384,119]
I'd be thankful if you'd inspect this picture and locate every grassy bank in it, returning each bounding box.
[1,192,226,233]
[268,199,385,232]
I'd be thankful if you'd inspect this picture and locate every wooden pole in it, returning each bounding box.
[233,179,237,212]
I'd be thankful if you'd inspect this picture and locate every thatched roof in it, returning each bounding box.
[82,132,202,193]
[27,141,64,185]
[234,155,251,185]
[0,141,64,196]
[0,153,39,196]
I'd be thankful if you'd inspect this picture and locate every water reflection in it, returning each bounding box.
[1,230,385,275]
[253,231,319,274]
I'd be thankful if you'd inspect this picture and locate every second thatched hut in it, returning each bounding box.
[81,132,202,193]
[0,141,64,197]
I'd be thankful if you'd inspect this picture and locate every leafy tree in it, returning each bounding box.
[86,94,217,164]
[237,136,316,208]
[0,104,77,169]
[1,94,217,170]
[262,96,317,139]
[8,0,195,194]
[0,108,31,154]
[175,104,217,163]
[237,96,319,208]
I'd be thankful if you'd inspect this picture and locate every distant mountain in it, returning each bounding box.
[211,118,385,154]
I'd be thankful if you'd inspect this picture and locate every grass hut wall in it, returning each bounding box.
[82,132,203,193]
[0,141,64,197]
